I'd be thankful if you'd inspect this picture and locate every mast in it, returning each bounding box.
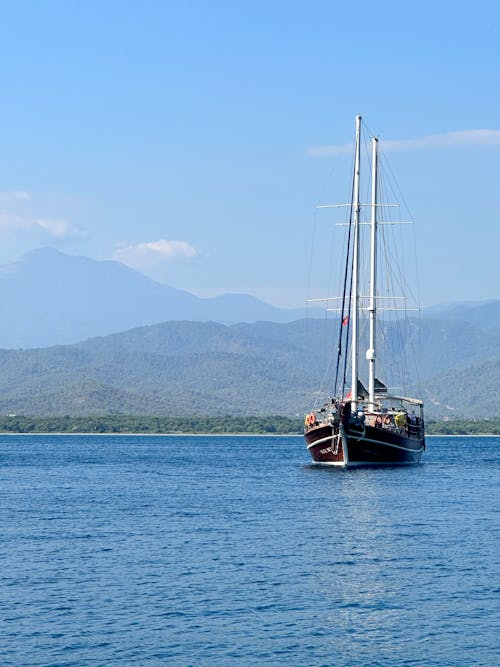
[367,136,378,411]
[350,115,362,411]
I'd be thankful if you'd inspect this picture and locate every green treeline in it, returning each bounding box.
[0,415,499,435]
[0,415,302,434]
[425,419,500,435]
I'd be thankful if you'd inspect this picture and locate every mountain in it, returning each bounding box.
[423,357,500,418]
[0,314,498,419]
[0,320,326,417]
[423,300,500,331]
[0,247,497,417]
[0,248,310,348]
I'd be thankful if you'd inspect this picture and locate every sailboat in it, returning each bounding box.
[304,115,425,467]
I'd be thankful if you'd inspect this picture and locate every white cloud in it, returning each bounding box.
[0,213,84,238]
[34,218,82,238]
[308,129,500,156]
[114,239,201,269]
[0,190,85,239]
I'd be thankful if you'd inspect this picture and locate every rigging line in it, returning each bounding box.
[381,180,416,307]
[379,228,405,391]
[312,310,335,411]
[314,155,340,209]
[379,151,423,395]
[309,125,358,407]
[379,177,413,308]
[379,142,416,222]
[371,197,397,392]
[334,142,356,399]
[341,232,354,398]
[361,118,377,142]
[340,120,374,400]
[379,164,421,396]
[308,126,355,353]
[378,146,422,307]
[326,208,341,304]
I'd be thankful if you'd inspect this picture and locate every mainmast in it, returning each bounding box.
[350,115,362,411]
[367,136,378,411]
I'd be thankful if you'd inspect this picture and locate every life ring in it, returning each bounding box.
[308,413,316,426]
[375,415,382,426]
[383,415,391,425]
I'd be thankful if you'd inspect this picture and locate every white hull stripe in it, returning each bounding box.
[307,432,423,454]
[306,434,339,450]
[348,434,424,453]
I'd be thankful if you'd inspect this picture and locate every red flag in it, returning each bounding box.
[342,315,349,326]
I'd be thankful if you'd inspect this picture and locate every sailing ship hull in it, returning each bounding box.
[305,422,424,468]
[303,116,425,469]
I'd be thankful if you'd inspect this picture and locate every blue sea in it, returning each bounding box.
[0,435,498,666]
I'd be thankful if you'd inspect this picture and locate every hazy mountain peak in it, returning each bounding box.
[0,247,310,348]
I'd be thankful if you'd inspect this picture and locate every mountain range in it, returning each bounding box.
[0,247,497,419]
[0,248,311,348]
[0,304,497,419]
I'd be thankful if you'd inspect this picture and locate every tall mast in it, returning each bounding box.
[367,136,378,411]
[350,114,362,411]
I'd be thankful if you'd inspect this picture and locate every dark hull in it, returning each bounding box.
[304,422,424,468]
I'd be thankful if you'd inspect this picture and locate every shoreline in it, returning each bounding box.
[1,431,499,437]
[0,431,302,437]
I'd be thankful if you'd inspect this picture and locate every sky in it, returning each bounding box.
[0,0,498,308]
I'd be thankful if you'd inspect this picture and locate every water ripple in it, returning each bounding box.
[0,434,498,666]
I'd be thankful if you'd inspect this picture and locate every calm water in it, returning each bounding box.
[0,435,498,666]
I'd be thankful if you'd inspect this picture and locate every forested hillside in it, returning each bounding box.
[0,320,324,417]
[0,308,498,419]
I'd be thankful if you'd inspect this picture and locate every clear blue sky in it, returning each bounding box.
[0,0,498,307]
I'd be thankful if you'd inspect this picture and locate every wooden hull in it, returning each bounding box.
[304,422,424,468]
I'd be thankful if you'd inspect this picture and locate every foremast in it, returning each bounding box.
[350,114,362,412]
[351,119,379,413]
